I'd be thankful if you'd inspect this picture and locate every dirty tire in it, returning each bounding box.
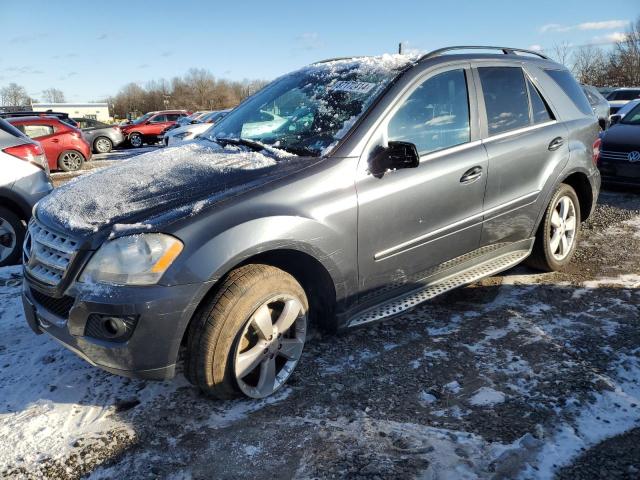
[0,207,24,267]
[527,183,581,272]
[185,264,308,400]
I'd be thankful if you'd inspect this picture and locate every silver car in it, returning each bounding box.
[73,118,125,154]
[582,84,610,130]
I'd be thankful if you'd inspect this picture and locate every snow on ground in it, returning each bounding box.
[0,191,639,478]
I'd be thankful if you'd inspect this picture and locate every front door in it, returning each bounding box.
[356,66,488,301]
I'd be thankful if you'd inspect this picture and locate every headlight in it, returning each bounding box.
[79,234,183,285]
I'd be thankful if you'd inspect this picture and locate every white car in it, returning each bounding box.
[0,118,53,266]
[163,110,230,146]
[606,88,640,115]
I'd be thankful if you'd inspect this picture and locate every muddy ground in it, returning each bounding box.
[0,189,638,479]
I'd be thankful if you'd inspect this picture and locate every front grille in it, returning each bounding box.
[30,288,75,318]
[23,220,78,286]
[600,150,639,162]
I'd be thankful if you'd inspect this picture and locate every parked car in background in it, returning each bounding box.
[0,111,78,128]
[598,101,640,187]
[597,87,616,97]
[606,88,640,114]
[73,118,125,154]
[165,111,214,134]
[582,84,610,130]
[120,110,189,147]
[609,99,640,124]
[23,46,600,400]
[163,109,230,146]
[7,116,91,171]
[0,118,52,266]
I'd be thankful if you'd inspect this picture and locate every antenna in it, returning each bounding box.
[398,42,403,54]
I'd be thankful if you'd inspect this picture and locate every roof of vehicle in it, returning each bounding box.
[0,110,71,118]
[5,115,66,124]
[610,87,640,91]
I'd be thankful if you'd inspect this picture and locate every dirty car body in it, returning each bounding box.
[22,47,600,392]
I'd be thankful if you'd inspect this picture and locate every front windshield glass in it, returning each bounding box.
[621,103,640,125]
[203,55,416,156]
[131,113,153,125]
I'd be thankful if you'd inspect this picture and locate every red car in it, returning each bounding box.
[7,116,91,171]
[120,110,190,147]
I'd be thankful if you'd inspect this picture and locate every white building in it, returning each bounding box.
[32,103,111,122]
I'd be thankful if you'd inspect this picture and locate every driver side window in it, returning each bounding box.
[151,114,167,123]
[388,69,471,155]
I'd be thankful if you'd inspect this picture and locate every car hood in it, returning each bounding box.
[602,123,640,151]
[36,142,313,239]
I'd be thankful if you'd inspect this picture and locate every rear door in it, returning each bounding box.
[357,65,488,299]
[474,64,569,246]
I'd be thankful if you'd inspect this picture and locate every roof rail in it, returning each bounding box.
[312,56,364,64]
[419,46,550,61]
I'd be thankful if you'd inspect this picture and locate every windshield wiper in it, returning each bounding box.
[277,145,319,157]
[214,137,268,152]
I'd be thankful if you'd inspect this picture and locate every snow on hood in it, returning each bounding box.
[37,142,298,236]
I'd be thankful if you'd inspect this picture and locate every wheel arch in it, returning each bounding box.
[0,191,31,221]
[562,171,595,222]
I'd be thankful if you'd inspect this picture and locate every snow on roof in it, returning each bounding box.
[37,142,293,235]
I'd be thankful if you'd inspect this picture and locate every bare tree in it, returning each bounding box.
[572,45,609,85]
[550,41,573,67]
[0,83,30,106]
[609,18,640,86]
[42,88,66,103]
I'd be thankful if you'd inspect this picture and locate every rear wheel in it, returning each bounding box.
[0,207,25,267]
[129,133,143,148]
[527,183,581,272]
[185,264,308,399]
[57,150,85,172]
[94,136,113,153]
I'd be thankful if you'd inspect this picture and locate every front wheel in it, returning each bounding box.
[185,264,308,399]
[57,150,85,172]
[527,183,581,272]
[129,133,143,148]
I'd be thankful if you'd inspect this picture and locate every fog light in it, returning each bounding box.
[85,314,138,342]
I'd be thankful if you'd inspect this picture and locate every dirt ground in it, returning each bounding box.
[0,188,638,479]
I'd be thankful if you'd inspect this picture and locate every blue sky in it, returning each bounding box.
[1,0,637,102]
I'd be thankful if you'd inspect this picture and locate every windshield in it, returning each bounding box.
[202,55,415,156]
[131,113,153,125]
[620,103,640,125]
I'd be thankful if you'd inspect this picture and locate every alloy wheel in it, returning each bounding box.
[549,195,577,261]
[233,294,307,398]
[130,135,142,147]
[60,151,83,171]
[0,217,16,263]
[95,138,112,153]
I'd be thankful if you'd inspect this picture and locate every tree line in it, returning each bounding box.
[108,69,268,119]
[551,17,640,87]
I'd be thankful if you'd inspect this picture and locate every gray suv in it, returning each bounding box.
[22,46,600,399]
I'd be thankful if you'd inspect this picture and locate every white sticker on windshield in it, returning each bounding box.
[330,81,376,94]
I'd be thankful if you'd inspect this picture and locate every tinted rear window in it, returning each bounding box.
[478,66,531,135]
[609,90,640,101]
[544,69,593,116]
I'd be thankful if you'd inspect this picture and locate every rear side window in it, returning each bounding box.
[151,114,167,123]
[527,79,554,124]
[388,69,471,154]
[23,124,55,139]
[478,67,530,135]
[609,90,640,101]
[166,114,180,121]
[544,69,593,116]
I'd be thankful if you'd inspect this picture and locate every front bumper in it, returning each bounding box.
[22,279,208,380]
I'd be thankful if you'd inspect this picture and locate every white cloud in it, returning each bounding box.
[540,19,630,33]
[528,44,543,52]
[592,32,628,43]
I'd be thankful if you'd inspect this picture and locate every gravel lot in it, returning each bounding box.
[0,185,638,479]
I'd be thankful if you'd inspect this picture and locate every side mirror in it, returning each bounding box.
[370,141,420,176]
[610,114,622,125]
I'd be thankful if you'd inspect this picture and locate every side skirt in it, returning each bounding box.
[346,238,534,328]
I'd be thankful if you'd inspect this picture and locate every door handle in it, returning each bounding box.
[460,166,483,184]
[548,137,564,151]
[51,138,60,143]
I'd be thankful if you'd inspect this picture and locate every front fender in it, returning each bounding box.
[164,215,356,307]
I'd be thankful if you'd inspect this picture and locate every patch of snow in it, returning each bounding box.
[469,387,506,407]
[444,381,461,394]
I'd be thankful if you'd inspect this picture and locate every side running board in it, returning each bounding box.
[348,250,529,328]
